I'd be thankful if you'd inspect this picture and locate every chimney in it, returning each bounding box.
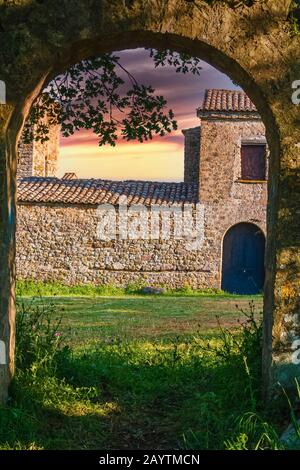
[182,126,200,185]
[62,172,78,180]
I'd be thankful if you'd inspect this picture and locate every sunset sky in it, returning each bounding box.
[58,48,239,182]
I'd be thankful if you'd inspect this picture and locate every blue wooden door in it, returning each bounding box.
[221,223,265,295]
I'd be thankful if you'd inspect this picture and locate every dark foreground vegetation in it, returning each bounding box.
[0,287,299,450]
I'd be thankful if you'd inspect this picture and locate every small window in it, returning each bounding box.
[241,144,266,181]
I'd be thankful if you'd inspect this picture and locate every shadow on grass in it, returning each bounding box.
[0,338,275,450]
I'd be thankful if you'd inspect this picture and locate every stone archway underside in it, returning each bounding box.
[0,0,299,403]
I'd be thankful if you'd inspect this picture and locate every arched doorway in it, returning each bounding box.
[221,223,265,295]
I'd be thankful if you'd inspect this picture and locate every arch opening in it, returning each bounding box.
[15,44,270,294]
[2,1,297,408]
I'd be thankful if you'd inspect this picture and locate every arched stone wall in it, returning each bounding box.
[0,0,299,403]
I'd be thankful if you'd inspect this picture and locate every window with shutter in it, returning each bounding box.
[240,144,266,181]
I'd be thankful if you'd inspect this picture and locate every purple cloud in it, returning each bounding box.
[60,48,240,181]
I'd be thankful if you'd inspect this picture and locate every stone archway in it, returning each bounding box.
[0,0,299,403]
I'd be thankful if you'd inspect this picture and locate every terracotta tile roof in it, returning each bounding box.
[198,89,259,117]
[17,177,198,207]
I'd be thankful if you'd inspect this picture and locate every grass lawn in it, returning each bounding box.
[41,294,263,347]
[1,293,290,450]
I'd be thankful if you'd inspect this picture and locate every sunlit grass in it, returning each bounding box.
[0,294,297,450]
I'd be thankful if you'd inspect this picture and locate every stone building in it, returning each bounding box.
[17,120,60,178]
[16,89,268,294]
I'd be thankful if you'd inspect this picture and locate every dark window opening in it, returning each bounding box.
[241,144,266,181]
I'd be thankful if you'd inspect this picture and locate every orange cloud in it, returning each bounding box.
[58,49,239,181]
[59,140,184,181]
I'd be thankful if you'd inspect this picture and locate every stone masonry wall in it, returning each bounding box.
[16,118,268,289]
[183,126,200,184]
[16,200,266,289]
[199,119,268,203]
[17,119,60,178]
[17,139,34,178]
[32,122,60,177]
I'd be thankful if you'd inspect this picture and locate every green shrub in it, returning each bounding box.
[16,299,63,373]
[16,279,238,298]
[224,413,283,450]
